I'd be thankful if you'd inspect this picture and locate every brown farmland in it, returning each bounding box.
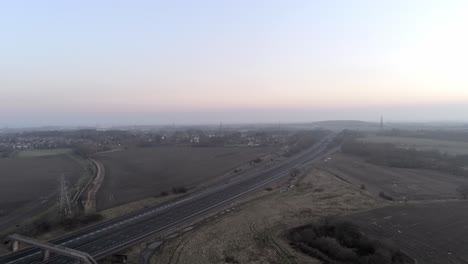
[323,154,468,201]
[347,201,468,264]
[95,146,277,210]
[0,155,82,229]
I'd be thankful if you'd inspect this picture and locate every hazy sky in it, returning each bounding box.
[1,0,468,127]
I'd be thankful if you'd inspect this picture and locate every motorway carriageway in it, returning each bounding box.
[0,134,334,264]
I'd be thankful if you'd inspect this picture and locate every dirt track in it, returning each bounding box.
[84,158,105,213]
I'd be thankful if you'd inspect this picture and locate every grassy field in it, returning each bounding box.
[14,148,73,158]
[359,135,468,155]
[323,154,468,201]
[0,155,83,230]
[95,146,277,211]
[347,201,468,264]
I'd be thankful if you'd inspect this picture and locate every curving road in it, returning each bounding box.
[0,134,334,264]
[83,159,105,213]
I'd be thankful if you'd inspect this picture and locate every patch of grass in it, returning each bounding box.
[360,136,468,156]
[15,148,72,158]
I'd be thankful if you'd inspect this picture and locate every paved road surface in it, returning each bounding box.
[0,135,334,264]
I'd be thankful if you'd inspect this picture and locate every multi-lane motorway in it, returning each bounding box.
[0,134,334,264]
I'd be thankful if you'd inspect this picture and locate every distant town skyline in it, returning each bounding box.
[2,1,468,127]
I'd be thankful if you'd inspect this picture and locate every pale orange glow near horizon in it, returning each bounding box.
[1,1,468,126]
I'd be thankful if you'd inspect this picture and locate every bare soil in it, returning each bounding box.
[95,146,277,210]
[347,200,468,264]
[322,153,468,201]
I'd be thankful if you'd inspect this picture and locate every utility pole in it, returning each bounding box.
[380,116,384,130]
[58,174,73,219]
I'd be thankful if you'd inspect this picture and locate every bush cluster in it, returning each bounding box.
[61,214,103,230]
[288,220,414,264]
[172,186,187,194]
[379,192,394,201]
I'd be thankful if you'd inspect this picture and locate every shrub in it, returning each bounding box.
[172,186,187,194]
[33,220,52,234]
[224,256,239,263]
[314,237,358,261]
[61,214,103,230]
[251,157,263,164]
[379,192,394,201]
[288,220,414,264]
[290,168,302,177]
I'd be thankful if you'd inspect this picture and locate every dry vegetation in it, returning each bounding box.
[148,169,384,264]
[99,193,183,220]
[288,220,414,264]
[14,148,73,158]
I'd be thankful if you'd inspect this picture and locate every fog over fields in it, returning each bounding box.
[2,1,468,263]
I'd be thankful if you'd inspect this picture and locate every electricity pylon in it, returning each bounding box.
[58,174,73,219]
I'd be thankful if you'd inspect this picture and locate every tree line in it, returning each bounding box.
[341,140,468,177]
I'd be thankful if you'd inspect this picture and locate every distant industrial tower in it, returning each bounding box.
[380,116,384,130]
[58,174,73,219]
[218,122,224,136]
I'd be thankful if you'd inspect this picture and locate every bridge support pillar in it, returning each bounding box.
[12,240,19,252]
[42,249,50,261]
[7,234,98,264]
